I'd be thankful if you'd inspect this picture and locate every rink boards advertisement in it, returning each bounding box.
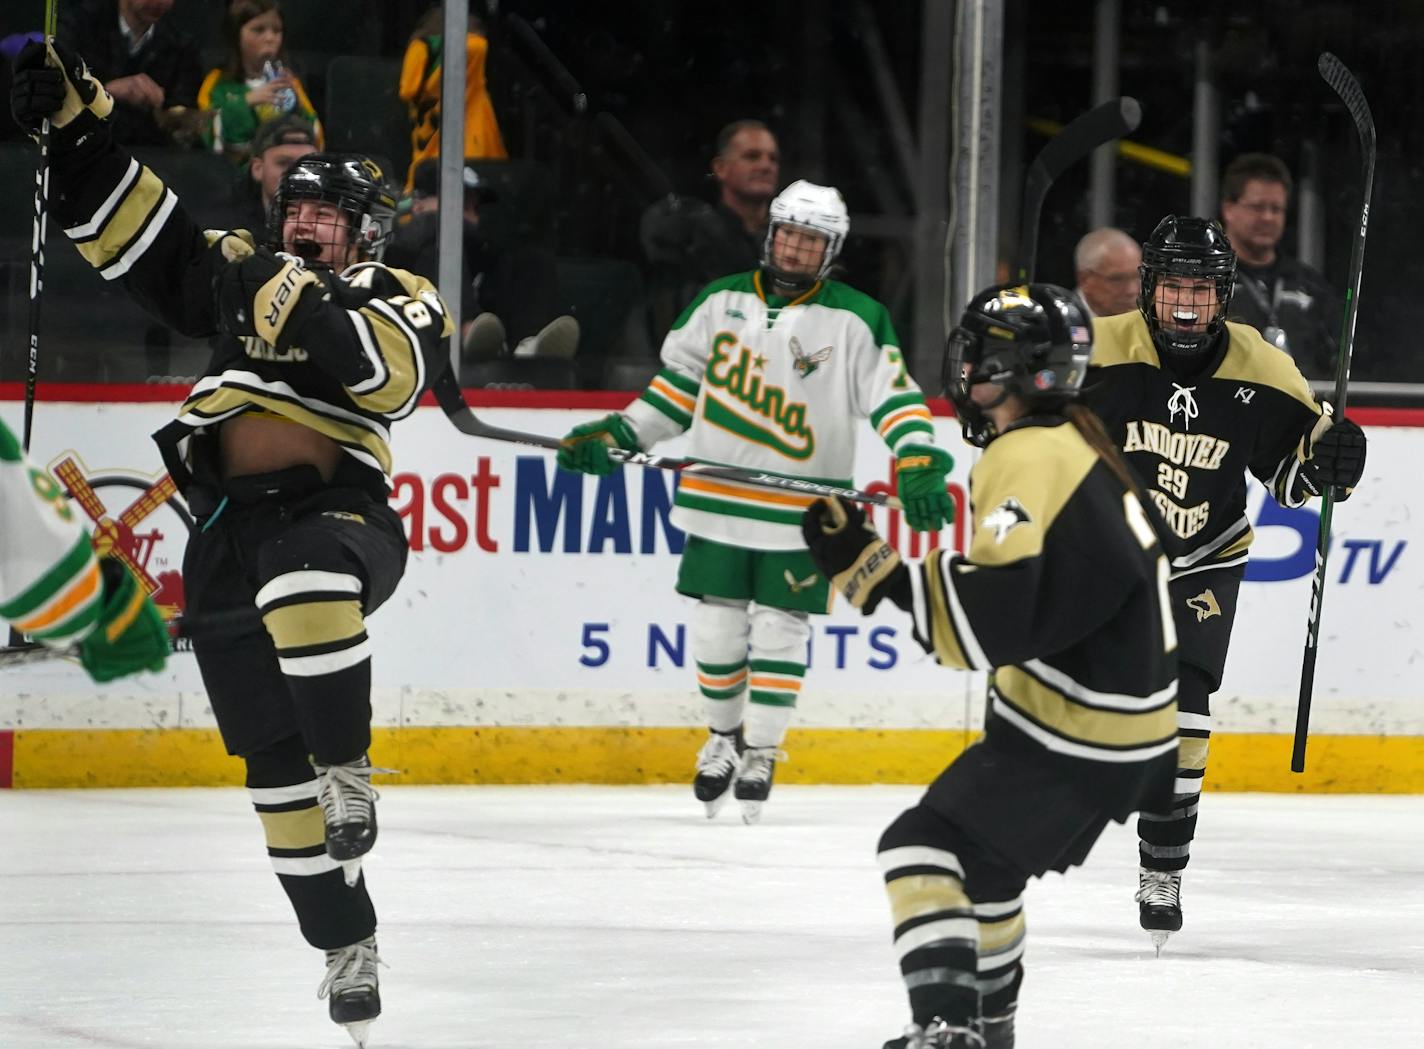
[2,389,1420,791]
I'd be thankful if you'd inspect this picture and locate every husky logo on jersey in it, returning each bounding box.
[1186,588,1221,622]
[789,336,833,378]
[982,497,1031,543]
[783,569,819,593]
[705,332,815,459]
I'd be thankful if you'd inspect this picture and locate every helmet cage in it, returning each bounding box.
[761,180,849,291]
[268,153,397,266]
[1137,217,1237,363]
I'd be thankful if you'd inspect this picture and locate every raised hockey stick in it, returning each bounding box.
[1016,96,1142,281]
[8,1,60,653]
[22,0,59,454]
[1291,53,1375,774]
[430,368,905,509]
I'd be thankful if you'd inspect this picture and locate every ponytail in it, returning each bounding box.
[1065,403,1145,503]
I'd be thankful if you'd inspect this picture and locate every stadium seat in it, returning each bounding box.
[554,256,645,360]
[601,356,661,392]
[323,56,410,182]
[462,357,578,390]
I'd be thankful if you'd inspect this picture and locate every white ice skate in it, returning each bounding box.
[733,747,785,824]
[692,728,743,818]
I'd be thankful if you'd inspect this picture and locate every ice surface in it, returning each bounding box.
[1,786,1421,1048]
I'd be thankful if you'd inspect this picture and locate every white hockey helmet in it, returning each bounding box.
[761,179,849,289]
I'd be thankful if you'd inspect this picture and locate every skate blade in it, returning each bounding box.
[703,793,730,819]
[341,858,363,888]
[343,1019,371,1048]
[739,800,764,825]
[1150,930,1171,956]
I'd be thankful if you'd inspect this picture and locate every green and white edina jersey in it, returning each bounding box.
[623,270,938,551]
[0,417,104,646]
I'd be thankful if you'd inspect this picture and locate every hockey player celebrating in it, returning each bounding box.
[12,41,455,1045]
[1,417,169,681]
[801,283,1178,1049]
[1082,216,1367,949]
[557,180,955,823]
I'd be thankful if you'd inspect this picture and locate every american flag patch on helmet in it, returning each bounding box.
[1069,326,1091,343]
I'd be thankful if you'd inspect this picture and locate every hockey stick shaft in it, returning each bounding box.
[1291,53,1376,773]
[429,369,905,509]
[22,0,59,454]
[1016,96,1142,281]
[0,608,254,670]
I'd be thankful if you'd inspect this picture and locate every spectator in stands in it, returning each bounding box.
[640,119,781,333]
[1073,226,1141,318]
[58,0,204,147]
[398,7,506,191]
[218,113,318,234]
[1220,152,1340,380]
[385,157,576,361]
[198,0,322,163]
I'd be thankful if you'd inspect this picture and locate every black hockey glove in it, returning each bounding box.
[801,497,907,615]
[10,40,113,141]
[214,248,324,349]
[1297,411,1367,500]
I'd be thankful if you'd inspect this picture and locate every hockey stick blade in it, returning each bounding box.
[1291,54,1376,774]
[1017,96,1142,281]
[430,368,904,509]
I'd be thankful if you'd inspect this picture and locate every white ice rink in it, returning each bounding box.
[2,786,1421,1049]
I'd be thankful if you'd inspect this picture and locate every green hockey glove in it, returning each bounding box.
[78,557,168,683]
[895,443,955,532]
[556,414,640,476]
[10,40,113,139]
[801,497,905,615]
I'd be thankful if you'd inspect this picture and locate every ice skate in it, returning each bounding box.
[1136,867,1183,955]
[317,935,383,1048]
[733,746,785,824]
[882,1018,986,1049]
[692,726,743,818]
[313,754,394,886]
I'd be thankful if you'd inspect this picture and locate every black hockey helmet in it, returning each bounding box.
[944,282,1094,447]
[1138,215,1237,365]
[268,152,398,265]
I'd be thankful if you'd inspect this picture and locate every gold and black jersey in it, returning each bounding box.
[1082,312,1321,577]
[904,418,1178,768]
[50,144,454,496]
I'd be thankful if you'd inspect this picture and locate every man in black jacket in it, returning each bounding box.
[1219,153,1340,380]
[58,0,203,147]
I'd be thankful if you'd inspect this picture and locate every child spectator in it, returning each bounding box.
[198,0,322,162]
[398,7,506,191]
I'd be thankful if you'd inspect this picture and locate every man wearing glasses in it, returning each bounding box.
[1073,226,1142,318]
[1219,153,1340,380]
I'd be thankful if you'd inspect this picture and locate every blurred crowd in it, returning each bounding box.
[0,1,1407,390]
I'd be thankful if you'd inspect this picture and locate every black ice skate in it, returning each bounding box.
[318,935,384,1048]
[313,754,393,886]
[1136,867,1183,955]
[733,746,785,824]
[981,1010,1015,1049]
[882,1018,986,1049]
[693,726,744,817]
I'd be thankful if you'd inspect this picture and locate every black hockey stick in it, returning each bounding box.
[430,368,905,509]
[0,608,255,670]
[22,0,59,454]
[1291,53,1375,774]
[9,0,60,654]
[1016,96,1142,281]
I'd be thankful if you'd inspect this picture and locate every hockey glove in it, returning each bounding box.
[894,443,955,533]
[556,414,640,475]
[801,497,906,615]
[10,40,113,140]
[77,557,168,683]
[1296,409,1367,501]
[214,248,323,348]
